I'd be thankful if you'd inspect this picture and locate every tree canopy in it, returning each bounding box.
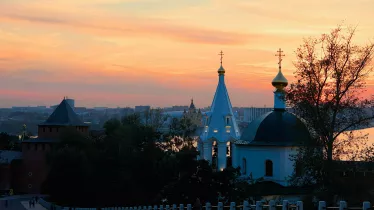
[43,114,246,207]
[287,25,374,161]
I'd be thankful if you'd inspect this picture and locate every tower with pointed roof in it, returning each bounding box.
[189,98,196,112]
[20,98,89,193]
[183,98,202,127]
[198,51,240,171]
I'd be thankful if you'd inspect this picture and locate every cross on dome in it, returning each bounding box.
[218,50,224,66]
[275,48,285,71]
[272,48,288,90]
[217,50,225,75]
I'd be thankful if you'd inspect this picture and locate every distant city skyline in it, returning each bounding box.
[1,0,374,108]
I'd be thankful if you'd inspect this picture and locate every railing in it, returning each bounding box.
[100,201,373,210]
[32,200,374,210]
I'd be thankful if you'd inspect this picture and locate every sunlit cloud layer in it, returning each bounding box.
[0,0,373,107]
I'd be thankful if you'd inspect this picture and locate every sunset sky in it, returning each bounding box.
[1,0,374,108]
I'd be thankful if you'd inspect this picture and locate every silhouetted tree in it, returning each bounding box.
[144,108,165,130]
[287,25,374,162]
[0,132,20,150]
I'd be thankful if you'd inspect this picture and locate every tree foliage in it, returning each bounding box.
[0,132,21,151]
[143,108,165,130]
[288,145,325,187]
[168,117,199,138]
[287,25,374,161]
[43,114,243,207]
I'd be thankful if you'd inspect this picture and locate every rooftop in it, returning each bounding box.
[39,99,88,126]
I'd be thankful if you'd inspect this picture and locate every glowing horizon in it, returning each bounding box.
[1,0,374,108]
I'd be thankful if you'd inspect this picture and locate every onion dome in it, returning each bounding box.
[218,65,225,76]
[272,70,288,90]
[272,48,288,90]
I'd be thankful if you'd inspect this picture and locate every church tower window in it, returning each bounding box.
[242,158,247,175]
[226,116,230,125]
[265,160,273,176]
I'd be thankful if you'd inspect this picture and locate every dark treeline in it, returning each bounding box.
[42,114,258,207]
[0,132,23,151]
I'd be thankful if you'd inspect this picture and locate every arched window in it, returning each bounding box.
[242,158,247,175]
[265,160,273,177]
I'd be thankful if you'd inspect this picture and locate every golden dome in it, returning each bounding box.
[272,69,288,90]
[218,65,225,75]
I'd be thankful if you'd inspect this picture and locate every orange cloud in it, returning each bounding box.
[0,0,373,107]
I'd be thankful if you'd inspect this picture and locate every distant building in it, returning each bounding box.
[243,107,273,122]
[171,106,189,112]
[74,107,87,113]
[65,98,75,108]
[135,105,151,113]
[93,107,109,110]
[11,106,48,113]
[121,107,134,117]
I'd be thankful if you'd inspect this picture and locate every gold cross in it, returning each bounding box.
[275,48,285,69]
[218,50,224,66]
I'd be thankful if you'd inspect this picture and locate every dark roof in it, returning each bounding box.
[238,110,311,146]
[39,99,87,126]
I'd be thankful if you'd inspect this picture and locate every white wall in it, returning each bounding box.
[234,145,297,186]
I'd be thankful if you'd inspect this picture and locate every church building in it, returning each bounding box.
[198,49,311,186]
[198,51,241,171]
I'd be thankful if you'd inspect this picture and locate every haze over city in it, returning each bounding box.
[1,0,374,108]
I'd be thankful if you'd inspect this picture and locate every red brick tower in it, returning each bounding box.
[20,98,89,193]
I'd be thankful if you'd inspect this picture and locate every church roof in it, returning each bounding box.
[237,110,311,146]
[200,63,240,143]
[39,99,87,126]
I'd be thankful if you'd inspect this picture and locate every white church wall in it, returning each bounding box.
[234,145,297,186]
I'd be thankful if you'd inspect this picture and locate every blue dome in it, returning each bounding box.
[239,110,311,146]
